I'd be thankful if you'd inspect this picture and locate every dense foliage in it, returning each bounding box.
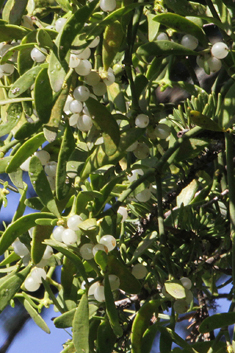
[0,0,235,352]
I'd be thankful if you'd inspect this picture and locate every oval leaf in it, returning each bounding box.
[164,280,186,299]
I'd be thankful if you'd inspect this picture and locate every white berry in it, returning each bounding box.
[55,18,67,32]
[132,263,148,279]
[80,243,94,260]
[100,0,116,12]
[44,161,57,177]
[24,276,41,292]
[181,34,198,50]
[67,214,83,231]
[92,243,108,256]
[211,42,229,59]
[77,115,93,132]
[73,86,90,102]
[53,226,65,242]
[135,114,149,128]
[34,150,50,165]
[94,284,105,302]
[30,47,47,62]
[180,277,192,290]
[135,188,151,202]
[12,239,29,257]
[99,235,116,252]
[157,32,169,41]
[62,229,78,245]
[75,59,92,76]
[30,268,47,283]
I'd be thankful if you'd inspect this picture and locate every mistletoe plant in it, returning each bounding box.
[1,0,235,352]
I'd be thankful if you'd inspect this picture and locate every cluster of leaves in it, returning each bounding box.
[1,0,235,352]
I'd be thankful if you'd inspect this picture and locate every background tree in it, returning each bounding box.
[0,0,234,352]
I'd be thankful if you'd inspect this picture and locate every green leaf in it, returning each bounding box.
[163,0,206,16]
[54,308,76,328]
[36,28,54,49]
[29,156,60,217]
[131,300,161,353]
[0,24,29,42]
[164,280,186,299]
[31,224,54,264]
[153,13,207,46]
[48,33,68,93]
[0,102,22,137]
[80,127,144,180]
[73,293,89,353]
[54,0,72,11]
[147,13,160,42]
[0,43,36,64]
[54,304,97,328]
[218,82,235,128]
[44,239,87,282]
[58,0,99,61]
[23,299,50,333]
[44,76,71,142]
[18,30,37,75]
[0,212,56,255]
[199,312,235,333]
[189,110,223,131]
[0,265,31,312]
[107,254,141,294]
[34,67,53,124]
[104,274,123,337]
[94,251,108,272]
[176,179,198,207]
[56,124,75,200]
[97,320,116,353]
[6,132,46,173]
[129,231,158,265]
[137,41,198,59]
[2,0,28,24]
[107,83,126,113]
[158,327,199,353]
[85,98,120,156]
[8,64,47,99]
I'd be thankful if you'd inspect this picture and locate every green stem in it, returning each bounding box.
[225,133,235,296]
[0,138,19,155]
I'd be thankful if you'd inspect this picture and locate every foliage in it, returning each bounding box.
[0,0,235,352]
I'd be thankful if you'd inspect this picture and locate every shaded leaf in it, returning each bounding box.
[199,312,235,333]
[85,98,120,156]
[137,41,197,59]
[153,13,207,46]
[104,274,123,337]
